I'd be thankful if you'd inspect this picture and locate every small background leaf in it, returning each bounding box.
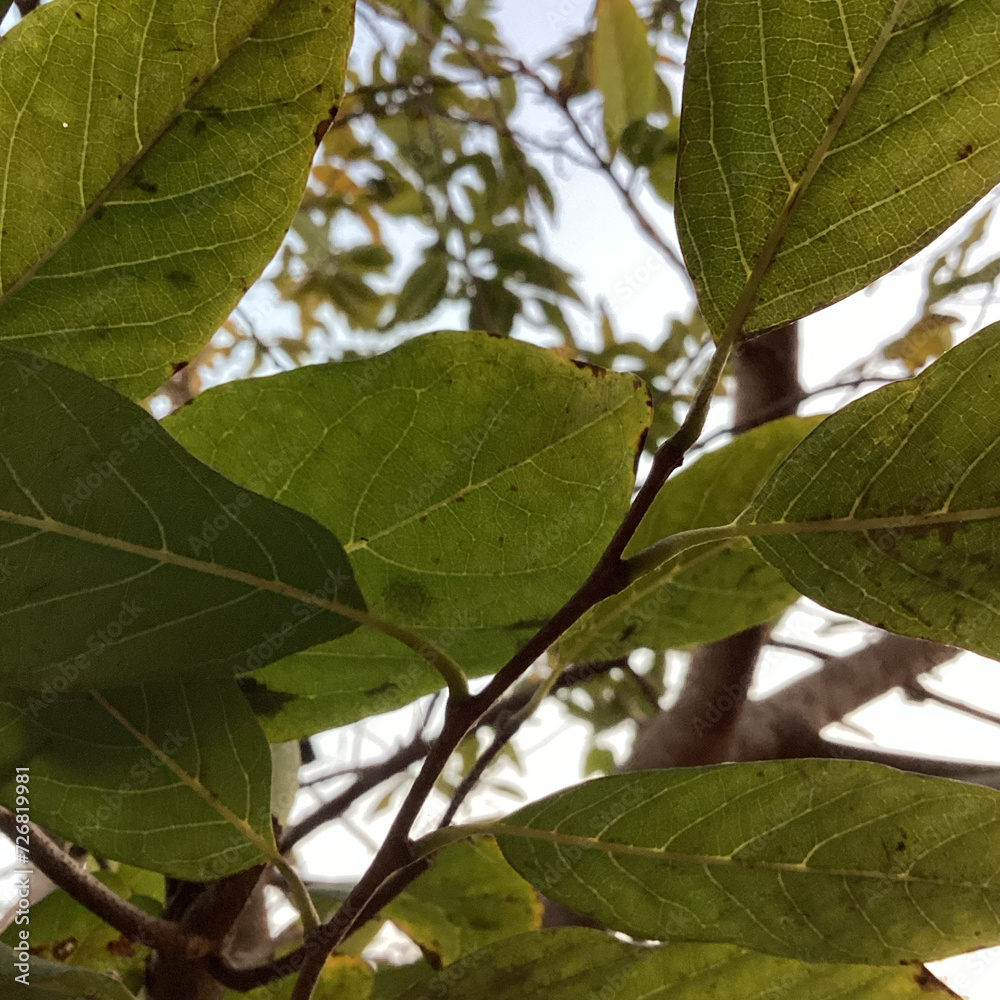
[591,0,657,152]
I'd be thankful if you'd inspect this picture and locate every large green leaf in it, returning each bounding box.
[384,838,541,966]
[741,322,1000,657]
[676,0,1000,339]
[168,331,651,736]
[0,0,354,398]
[0,345,363,691]
[592,0,657,151]
[0,682,276,879]
[477,761,1000,964]
[397,928,958,1000]
[0,941,136,999]
[555,416,816,663]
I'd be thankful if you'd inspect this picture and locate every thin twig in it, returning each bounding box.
[906,680,1000,729]
[692,375,898,453]
[0,807,211,959]
[280,739,429,852]
[767,639,835,660]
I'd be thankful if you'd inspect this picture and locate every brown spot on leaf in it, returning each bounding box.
[571,358,608,377]
[51,937,77,961]
[914,966,961,994]
[958,142,974,161]
[313,104,339,146]
[106,935,136,958]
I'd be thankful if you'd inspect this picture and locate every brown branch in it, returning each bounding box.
[0,807,211,960]
[280,738,429,852]
[763,633,958,733]
[147,865,267,1000]
[904,678,1000,729]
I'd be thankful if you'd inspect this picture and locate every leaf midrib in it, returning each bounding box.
[0,504,365,624]
[714,0,911,343]
[483,823,992,890]
[89,689,279,862]
[0,0,285,307]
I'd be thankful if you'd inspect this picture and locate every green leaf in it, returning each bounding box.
[481,761,1000,964]
[592,0,657,151]
[270,739,302,826]
[0,867,160,992]
[555,416,817,662]
[469,278,521,336]
[676,0,1000,339]
[0,346,363,692]
[392,254,451,325]
[396,927,958,1000]
[370,960,434,1000]
[238,626,533,742]
[384,838,541,966]
[0,0,354,398]
[0,682,276,879]
[741,321,1000,658]
[0,941,136,999]
[168,331,651,736]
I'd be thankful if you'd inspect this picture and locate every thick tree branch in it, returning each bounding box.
[147,865,267,1000]
[763,633,958,732]
[0,807,211,960]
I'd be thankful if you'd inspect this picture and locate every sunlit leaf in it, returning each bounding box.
[397,927,959,1000]
[592,0,657,150]
[168,332,651,737]
[743,321,1000,657]
[0,0,354,398]
[677,0,1000,338]
[556,416,817,662]
[486,761,1000,964]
